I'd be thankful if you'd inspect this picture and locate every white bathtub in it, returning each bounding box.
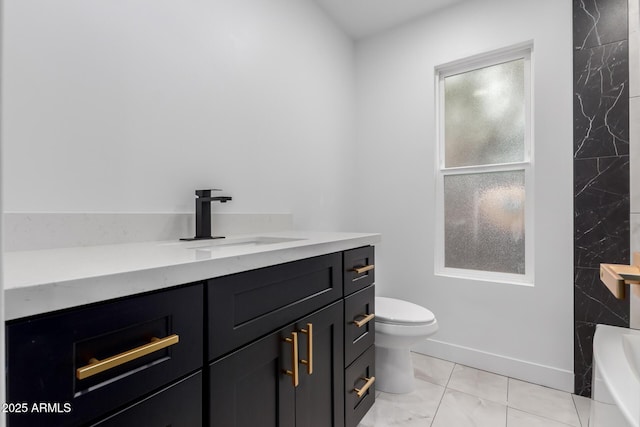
[591,324,640,427]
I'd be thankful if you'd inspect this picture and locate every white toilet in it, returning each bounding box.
[375,296,438,394]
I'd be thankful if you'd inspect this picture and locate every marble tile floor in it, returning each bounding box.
[358,352,591,427]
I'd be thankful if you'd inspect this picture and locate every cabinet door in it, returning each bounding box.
[209,328,296,427]
[295,301,345,427]
[209,301,345,427]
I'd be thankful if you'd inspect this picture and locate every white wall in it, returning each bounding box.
[1,1,353,412]
[1,0,355,231]
[352,0,574,391]
[0,0,5,419]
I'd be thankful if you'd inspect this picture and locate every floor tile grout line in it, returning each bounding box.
[445,374,580,425]
[570,395,581,427]
[439,386,510,426]
[571,394,589,427]
[505,404,509,427]
[505,377,510,427]
[507,406,581,427]
[445,383,509,406]
[443,385,508,406]
[506,388,582,427]
[453,360,513,378]
[445,363,509,406]
[411,353,456,388]
[441,386,579,427]
[424,383,582,427]
[411,354,585,427]
[444,362,455,387]
[432,361,456,426]
[412,353,582,398]
[423,357,456,427]
[429,382,449,427]
[505,376,582,427]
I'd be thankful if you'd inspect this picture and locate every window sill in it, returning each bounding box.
[434,269,534,287]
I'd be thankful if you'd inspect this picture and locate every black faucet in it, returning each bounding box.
[181,189,232,241]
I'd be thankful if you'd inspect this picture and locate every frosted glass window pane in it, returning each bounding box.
[444,59,525,167]
[444,171,525,274]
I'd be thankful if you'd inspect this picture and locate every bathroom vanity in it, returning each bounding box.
[4,231,379,427]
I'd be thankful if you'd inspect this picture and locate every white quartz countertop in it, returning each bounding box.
[4,231,380,320]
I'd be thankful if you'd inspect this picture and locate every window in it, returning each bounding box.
[435,45,533,284]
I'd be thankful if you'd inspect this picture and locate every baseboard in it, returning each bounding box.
[413,338,575,393]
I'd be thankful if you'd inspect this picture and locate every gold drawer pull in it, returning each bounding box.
[354,376,376,397]
[76,334,180,380]
[299,323,313,375]
[283,332,299,387]
[353,313,375,328]
[352,264,374,274]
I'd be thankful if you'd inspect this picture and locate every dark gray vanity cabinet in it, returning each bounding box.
[5,246,376,427]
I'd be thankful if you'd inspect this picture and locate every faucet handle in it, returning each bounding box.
[195,189,222,197]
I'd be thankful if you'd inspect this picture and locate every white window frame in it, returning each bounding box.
[434,43,535,286]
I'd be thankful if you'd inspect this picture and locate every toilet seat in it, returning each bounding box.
[375,296,435,326]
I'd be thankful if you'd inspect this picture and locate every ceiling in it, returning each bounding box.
[313,0,468,39]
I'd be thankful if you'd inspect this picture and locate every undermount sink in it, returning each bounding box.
[185,236,305,250]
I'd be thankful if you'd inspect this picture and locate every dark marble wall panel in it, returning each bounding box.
[574,156,630,267]
[574,42,629,158]
[574,321,596,396]
[573,0,629,397]
[574,0,628,50]
[574,267,629,324]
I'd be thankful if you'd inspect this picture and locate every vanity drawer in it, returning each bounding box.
[344,285,375,366]
[91,372,202,426]
[345,345,376,427]
[6,284,203,427]
[208,252,343,360]
[343,246,375,296]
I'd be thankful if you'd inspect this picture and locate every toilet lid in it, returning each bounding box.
[375,297,435,325]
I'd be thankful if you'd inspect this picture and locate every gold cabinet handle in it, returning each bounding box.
[353,313,375,328]
[283,332,299,387]
[351,264,374,274]
[354,376,376,397]
[76,334,179,380]
[299,323,313,375]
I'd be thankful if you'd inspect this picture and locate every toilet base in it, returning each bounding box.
[375,346,415,394]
